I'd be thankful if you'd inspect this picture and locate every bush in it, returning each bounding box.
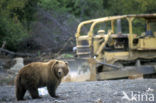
[0,16,28,50]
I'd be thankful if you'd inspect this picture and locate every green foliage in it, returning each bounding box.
[38,0,156,19]
[104,0,156,15]
[0,0,156,51]
[0,0,38,50]
[38,0,60,10]
[60,53,74,58]
[71,0,103,18]
[38,0,104,19]
[0,16,27,50]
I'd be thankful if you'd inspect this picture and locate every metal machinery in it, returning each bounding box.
[75,14,156,80]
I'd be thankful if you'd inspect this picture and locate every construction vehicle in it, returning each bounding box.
[75,14,156,80]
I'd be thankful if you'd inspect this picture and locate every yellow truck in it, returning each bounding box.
[75,14,156,80]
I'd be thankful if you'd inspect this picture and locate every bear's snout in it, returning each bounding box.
[58,68,64,77]
[58,71,61,76]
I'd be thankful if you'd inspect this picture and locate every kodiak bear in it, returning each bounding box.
[15,59,69,101]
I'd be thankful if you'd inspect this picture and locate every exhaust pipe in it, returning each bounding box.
[117,19,122,33]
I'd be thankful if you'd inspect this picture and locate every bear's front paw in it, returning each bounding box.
[17,98,26,101]
[52,95,59,98]
[32,96,42,99]
[38,96,42,99]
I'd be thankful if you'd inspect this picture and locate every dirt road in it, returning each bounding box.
[0,79,156,103]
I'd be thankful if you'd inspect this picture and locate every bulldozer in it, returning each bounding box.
[75,14,156,80]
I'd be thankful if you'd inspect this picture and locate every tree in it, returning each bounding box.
[0,0,38,50]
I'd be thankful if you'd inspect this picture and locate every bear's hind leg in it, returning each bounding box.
[16,86,26,100]
[28,88,41,99]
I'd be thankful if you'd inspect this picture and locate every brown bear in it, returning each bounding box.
[15,59,69,101]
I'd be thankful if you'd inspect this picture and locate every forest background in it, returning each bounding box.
[0,0,156,53]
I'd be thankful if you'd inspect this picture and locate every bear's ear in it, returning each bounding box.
[64,66,69,76]
[65,62,68,65]
[64,62,69,76]
[50,60,59,70]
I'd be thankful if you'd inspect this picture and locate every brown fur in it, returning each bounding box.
[15,59,69,101]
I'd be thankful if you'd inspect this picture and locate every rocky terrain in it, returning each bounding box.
[0,56,155,103]
[0,79,155,103]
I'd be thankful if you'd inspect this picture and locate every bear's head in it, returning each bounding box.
[50,60,69,79]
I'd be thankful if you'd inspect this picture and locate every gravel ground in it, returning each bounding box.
[0,79,156,103]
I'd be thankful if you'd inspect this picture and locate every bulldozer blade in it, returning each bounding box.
[98,66,156,80]
[63,58,91,82]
